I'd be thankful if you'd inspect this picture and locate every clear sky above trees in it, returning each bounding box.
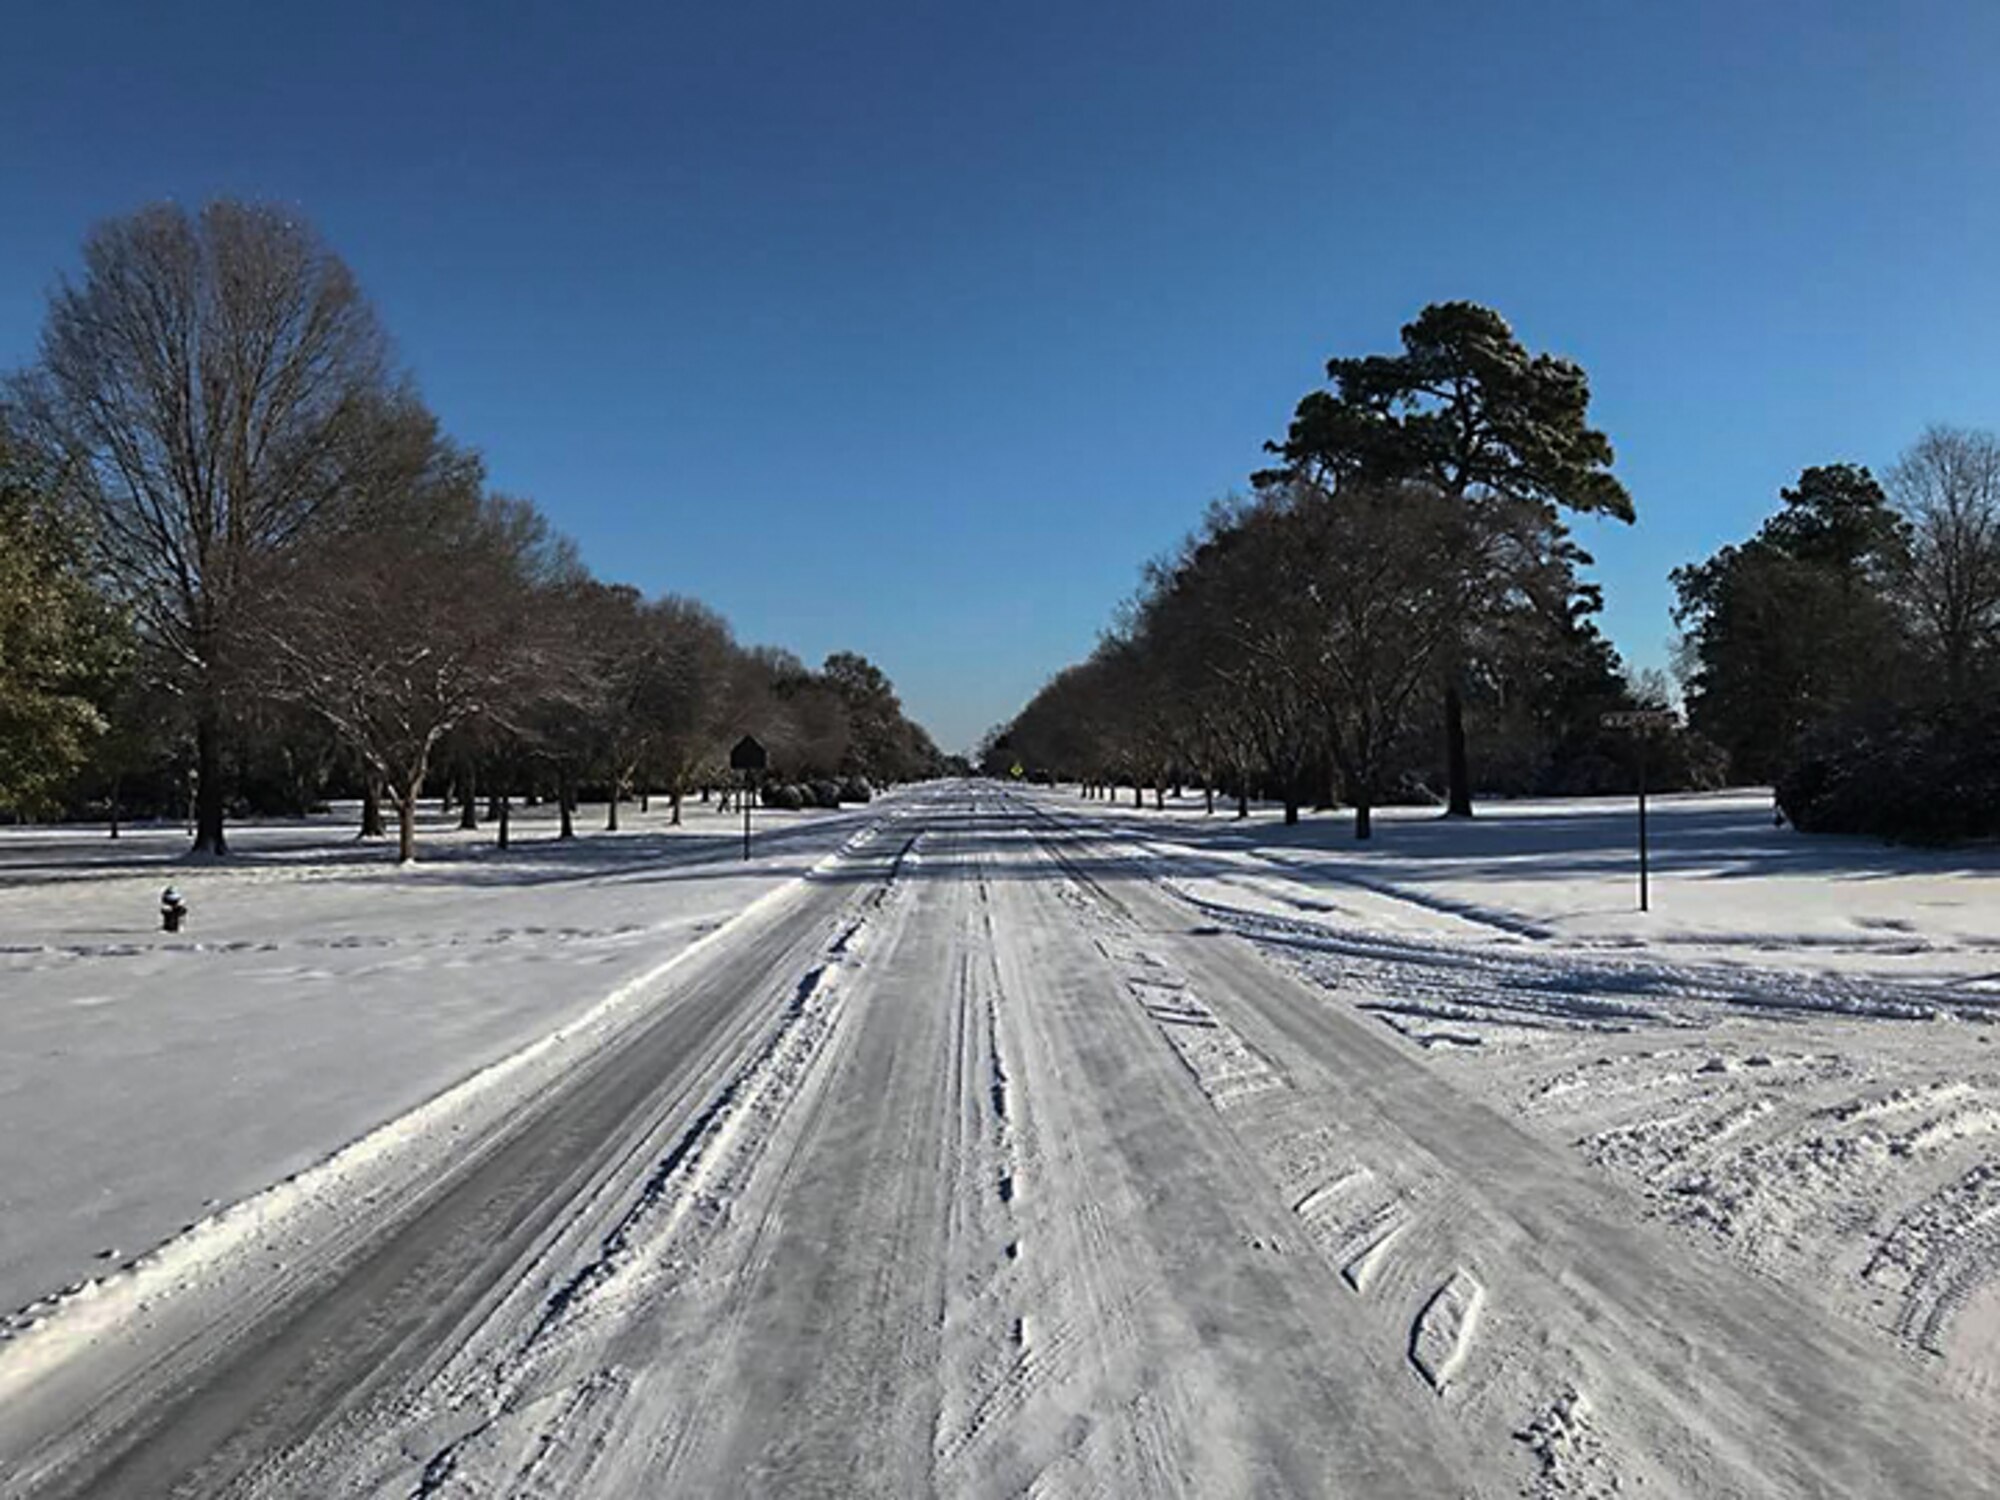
[4,0,1997,750]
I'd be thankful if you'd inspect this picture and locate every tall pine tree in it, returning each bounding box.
[1260,302,1632,815]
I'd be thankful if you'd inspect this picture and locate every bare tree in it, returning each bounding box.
[1259,481,1481,838]
[745,649,851,782]
[1888,425,2000,709]
[259,459,568,863]
[648,597,736,824]
[582,584,656,832]
[1186,499,1324,825]
[16,201,394,853]
[1091,629,1177,808]
[516,577,614,840]
[1140,513,1285,817]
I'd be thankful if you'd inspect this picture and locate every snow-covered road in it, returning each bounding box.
[5,785,1996,1496]
[0,800,879,1317]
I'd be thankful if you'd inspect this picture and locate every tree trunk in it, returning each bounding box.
[1132,783,1142,809]
[1237,783,1249,819]
[397,789,418,864]
[360,777,386,838]
[109,779,122,839]
[497,793,511,850]
[558,770,575,840]
[1444,678,1473,817]
[1354,793,1373,840]
[487,790,503,821]
[606,784,621,832]
[192,709,227,855]
[459,767,479,830]
[671,788,683,826]
[640,791,650,813]
[1154,783,1164,811]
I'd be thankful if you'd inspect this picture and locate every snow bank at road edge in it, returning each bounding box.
[0,821,889,1412]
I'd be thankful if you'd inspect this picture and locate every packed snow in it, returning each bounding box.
[1027,784,2000,1428]
[6,783,2000,1496]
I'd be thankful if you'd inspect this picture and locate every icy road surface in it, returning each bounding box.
[3,785,1997,1497]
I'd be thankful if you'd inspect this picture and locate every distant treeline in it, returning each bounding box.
[0,201,953,862]
[985,303,2000,844]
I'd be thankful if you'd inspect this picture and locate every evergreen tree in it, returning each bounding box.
[1260,302,1633,814]
[0,431,127,813]
[1672,464,1906,782]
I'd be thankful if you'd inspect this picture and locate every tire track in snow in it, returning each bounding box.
[1013,802,1501,1491]
[226,830,930,1500]
[1020,791,2000,1498]
[932,866,1033,1478]
[2,812,926,1500]
[1043,828,1287,1116]
[944,821,1273,1497]
[1061,797,2000,1408]
[401,911,880,1496]
[933,852,1193,1491]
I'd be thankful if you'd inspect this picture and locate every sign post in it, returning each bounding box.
[1599,709,1678,912]
[729,735,768,861]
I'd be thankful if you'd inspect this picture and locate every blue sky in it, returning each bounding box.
[5,2,1997,751]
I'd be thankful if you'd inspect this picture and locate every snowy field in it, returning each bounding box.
[1058,784,2000,987]
[5,783,2000,1496]
[0,797,879,1322]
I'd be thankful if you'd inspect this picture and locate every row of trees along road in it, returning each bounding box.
[1675,430,2000,841]
[0,201,947,861]
[985,303,1712,837]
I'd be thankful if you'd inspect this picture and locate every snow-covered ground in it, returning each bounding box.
[1028,785,2000,1451]
[0,797,877,1323]
[6,783,2000,1496]
[1056,784,2000,988]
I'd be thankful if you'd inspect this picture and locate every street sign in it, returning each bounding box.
[1599,710,1677,910]
[1010,762,1025,779]
[729,737,766,859]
